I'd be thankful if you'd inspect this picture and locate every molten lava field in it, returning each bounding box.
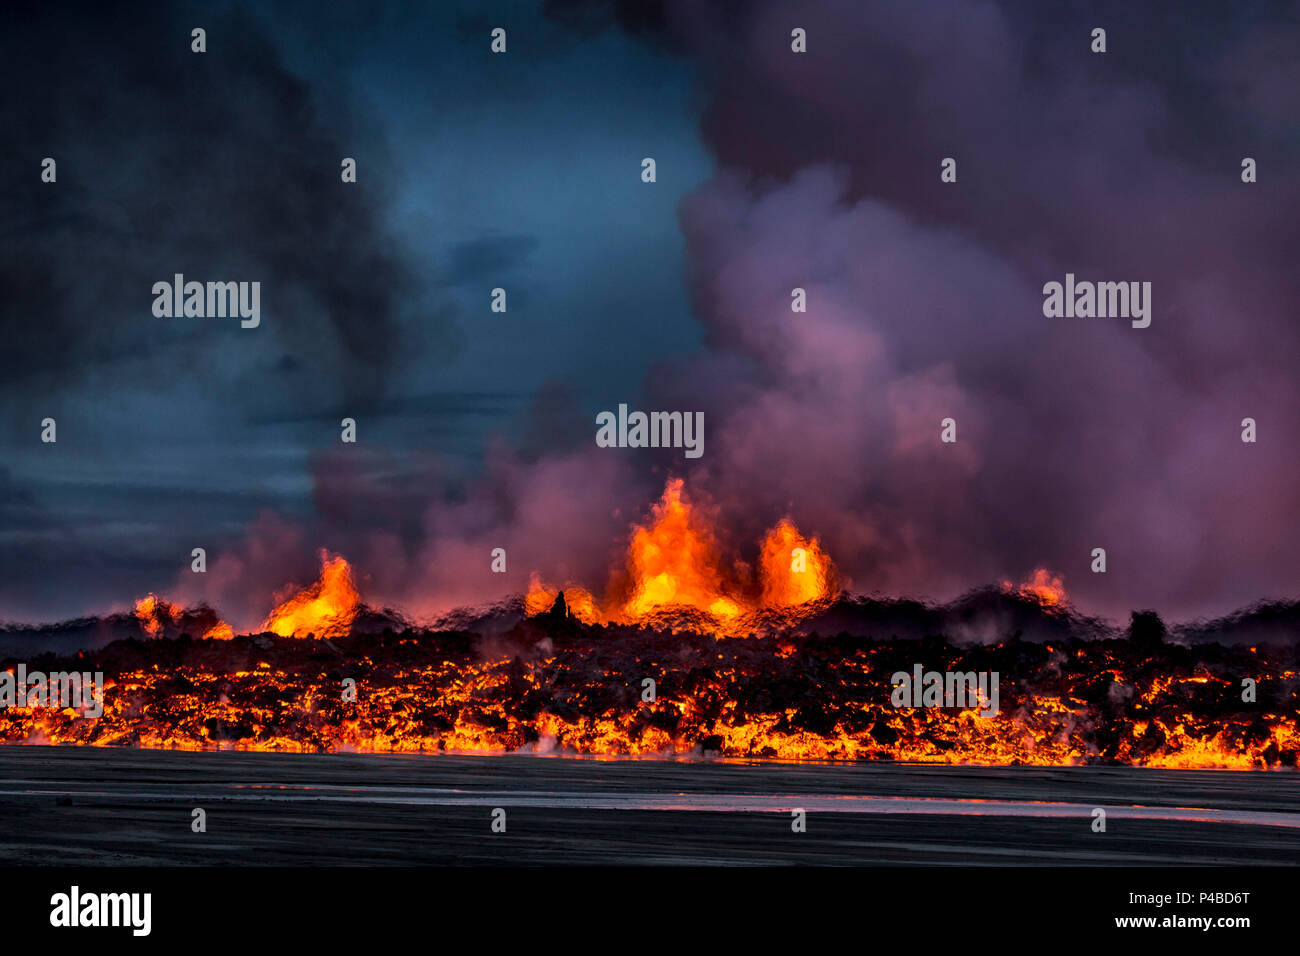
[3,613,1296,769]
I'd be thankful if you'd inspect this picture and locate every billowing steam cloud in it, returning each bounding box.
[645,0,1300,620]
[18,0,1300,628]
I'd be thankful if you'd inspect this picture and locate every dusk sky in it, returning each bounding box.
[2,0,1297,627]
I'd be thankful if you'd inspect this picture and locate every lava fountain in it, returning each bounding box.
[526,478,838,632]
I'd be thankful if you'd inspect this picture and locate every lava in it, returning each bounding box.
[2,627,1295,769]
[759,518,836,608]
[134,594,233,641]
[620,477,742,620]
[2,484,1295,771]
[261,552,360,639]
[1005,568,1068,608]
[133,595,181,639]
[526,478,837,631]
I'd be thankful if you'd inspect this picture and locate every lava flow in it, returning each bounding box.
[3,620,1296,768]
[2,480,1298,769]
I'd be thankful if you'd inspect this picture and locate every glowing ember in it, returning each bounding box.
[260,552,360,639]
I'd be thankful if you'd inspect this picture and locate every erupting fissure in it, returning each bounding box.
[526,478,838,632]
[260,553,361,639]
[11,479,1276,771]
[1004,569,1068,608]
[126,479,1059,642]
[134,551,362,643]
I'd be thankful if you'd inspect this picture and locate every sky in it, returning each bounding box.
[1,0,1297,627]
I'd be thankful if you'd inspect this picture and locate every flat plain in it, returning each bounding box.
[1,746,1296,865]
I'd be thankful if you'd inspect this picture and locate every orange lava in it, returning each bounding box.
[133,593,234,641]
[202,622,235,641]
[4,649,1293,769]
[526,478,837,631]
[260,552,360,639]
[621,477,741,621]
[133,594,181,638]
[1005,568,1067,608]
[759,518,837,608]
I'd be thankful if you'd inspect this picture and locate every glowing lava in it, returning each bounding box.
[759,518,836,608]
[133,595,181,639]
[1005,568,1067,608]
[202,622,235,641]
[4,630,1293,769]
[621,478,740,620]
[261,552,360,639]
[4,517,1293,770]
[133,595,233,641]
[527,478,837,631]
